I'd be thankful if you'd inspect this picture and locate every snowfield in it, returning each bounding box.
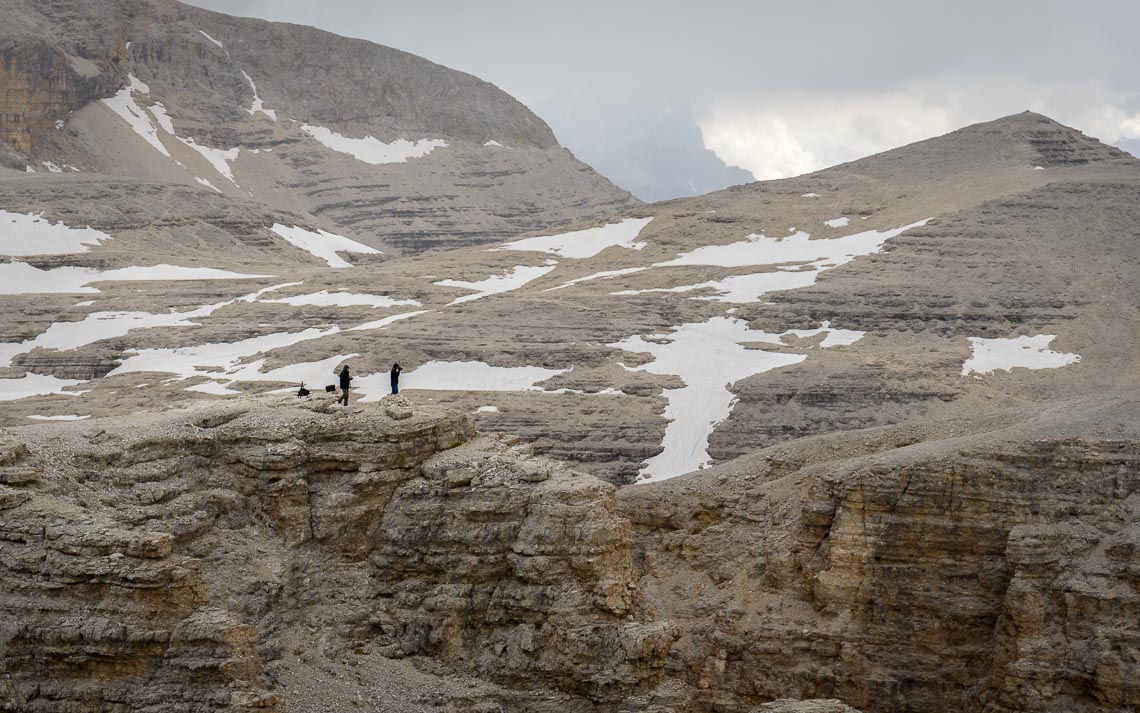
[301,124,447,164]
[611,317,866,482]
[0,262,272,295]
[615,220,932,303]
[0,211,112,256]
[270,224,381,268]
[659,220,930,268]
[0,373,86,402]
[264,290,419,309]
[961,334,1081,375]
[436,265,557,305]
[502,217,653,259]
[358,361,567,400]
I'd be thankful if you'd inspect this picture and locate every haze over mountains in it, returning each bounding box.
[1,2,1138,712]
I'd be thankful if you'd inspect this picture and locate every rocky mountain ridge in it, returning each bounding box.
[0,0,637,253]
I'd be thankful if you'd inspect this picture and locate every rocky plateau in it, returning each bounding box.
[0,0,1138,711]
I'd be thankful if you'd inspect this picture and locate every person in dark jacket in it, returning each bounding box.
[338,364,352,405]
[390,363,402,395]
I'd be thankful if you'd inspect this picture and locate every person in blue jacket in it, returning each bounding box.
[390,363,402,395]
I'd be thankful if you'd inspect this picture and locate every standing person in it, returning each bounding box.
[390,363,402,395]
[338,364,352,406]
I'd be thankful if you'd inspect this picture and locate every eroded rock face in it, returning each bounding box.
[0,38,121,153]
[619,400,1140,713]
[0,398,673,711]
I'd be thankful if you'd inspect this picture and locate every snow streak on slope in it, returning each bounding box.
[301,124,447,164]
[101,75,171,157]
[502,217,653,259]
[102,73,243,184]
[545,267,649,291]
[659,221,930,268]
[0,284,297,368]
[616,220,931,303]
[961,335,1080,375]
[241,70,277,121]
[263,291,419,309]
[198,30,224,49]
[109,327,340,383]
[612,317,865,482]
[176,137,240,183]
[0,212,112,256]
[270,225,381,268]
[435,265,557,305]
[0,263,272,295]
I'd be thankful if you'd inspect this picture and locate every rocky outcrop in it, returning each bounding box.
[619,398,1140,713]
[2,394,1137,712]
[0,38,121,153]
[0,397,672,711]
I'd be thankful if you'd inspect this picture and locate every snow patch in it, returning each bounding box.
[241,70,277,121]
[101,74,171,157]
[801,192,820,198]
[616,220,930,304]
[102,73,242,183]
[27,414,90,421]
[435,265,556,305]
[658,221,929,269]
[824,217,849,228]
[264,290,419,309]
[483,140,509,148]
[475,405,499,413]
[176,136,240,183]
[270,224,381,268]
[348,310,430,332]
[0,262,272,295]
[611,317,865,482]
[501,217,653,259]
[198,30,224,49]
[301,124,447,164]
[0,211,112,256]
[614,269,821,303]
[545,267,649,291]
[961,334,1080,376]
[110,327,340,384]
[0,283,294,368]
[195,176,222,192]
[358,361,566,400]
[0,373,85,402]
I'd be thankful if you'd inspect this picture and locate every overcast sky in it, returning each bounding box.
[187,0,1140,181]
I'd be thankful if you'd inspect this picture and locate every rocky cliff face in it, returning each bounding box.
[619,397,1140,713]
[2,395,1136,712]
[0,397,674,711]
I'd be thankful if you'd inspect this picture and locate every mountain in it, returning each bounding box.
[0,0,1138,708]
[0,0,637,253]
